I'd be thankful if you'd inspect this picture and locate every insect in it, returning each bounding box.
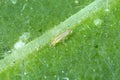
[50,29,72,46]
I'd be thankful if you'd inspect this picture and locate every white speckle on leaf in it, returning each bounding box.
[54,75,57,78]
[93,18,102,26]
[36,48,39,51]
[13,32,30,50]
[75,0,79,4]
[93,69,96,72]
[105,0,109,12]
[46,64,49,67]
[14,41,25,49]
[83,35,86,37]
[30,7,33,10]
[8,50,12,53]
[21,3,27,12]
[44,75,47,79]
[19,32,30,42]
[63,77,69,80]
[105,8,109,12]
[20,13,23,16]
[86,25,91,30]
[57,77,60,80]
[62,70,65,73]
[24,72,27,75]
[11,0,17,4]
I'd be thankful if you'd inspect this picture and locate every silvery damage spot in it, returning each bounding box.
[11,0,17,4]
[54,74,70,80]
[14,41,25,50]
[74,0,79,4]
[21,3,27,12]
[1,32,30,58]
[93,18,103,26]
[105,0,109,12]
[63,77,69,80]
[14,32,30,50]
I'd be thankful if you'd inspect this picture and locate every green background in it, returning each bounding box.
[0,0,120,80]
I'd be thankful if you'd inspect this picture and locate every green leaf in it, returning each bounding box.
[0,0,119,80]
